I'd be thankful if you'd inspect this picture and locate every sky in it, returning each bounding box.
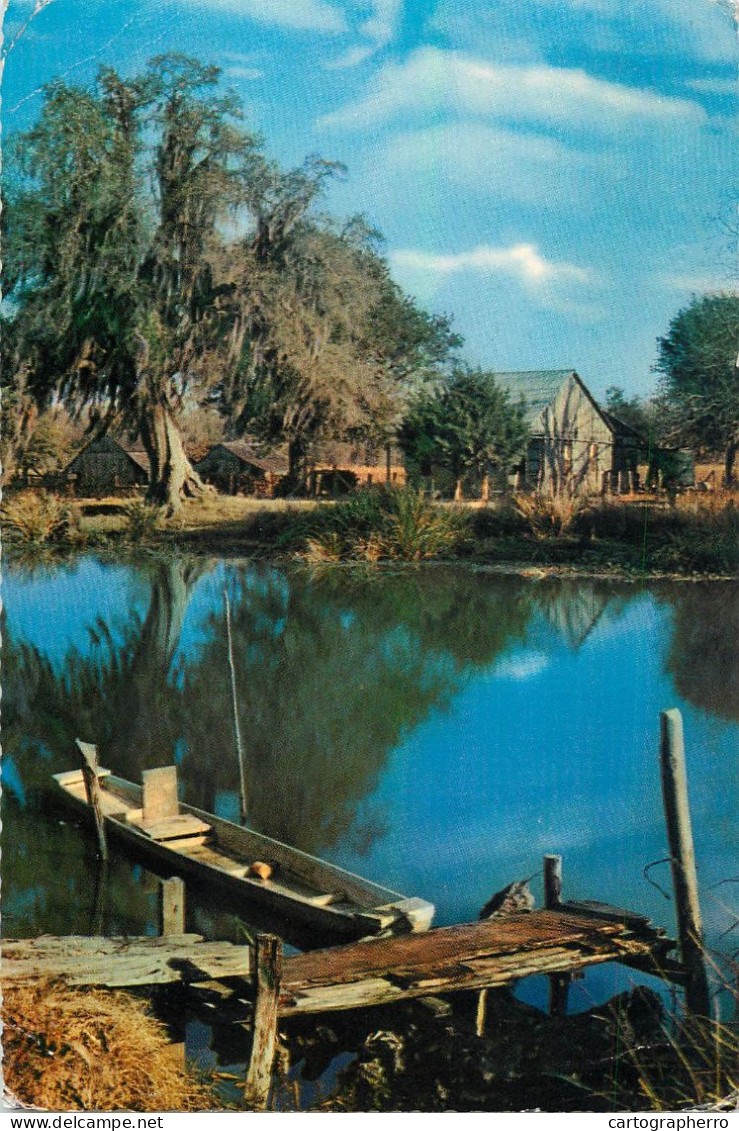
[3,0,737,398]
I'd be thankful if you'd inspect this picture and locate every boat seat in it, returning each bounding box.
[136,813,212,842]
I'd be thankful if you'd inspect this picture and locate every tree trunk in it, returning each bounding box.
[141,402,207,515]
[454,477,464,502]
[724,439,738,487]
[285,436,308,495]
[480,470,490,503]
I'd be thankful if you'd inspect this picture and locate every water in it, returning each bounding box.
[3,554,737,1024]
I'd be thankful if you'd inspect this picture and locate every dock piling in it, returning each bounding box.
[659,708,711,1018]
[245,934,283,1110]
[543,854,570,1016]
[159,877,186,937]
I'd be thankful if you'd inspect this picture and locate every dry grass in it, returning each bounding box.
[1,492,78,545]
[512,491,589,538]
[3,981,215,1112]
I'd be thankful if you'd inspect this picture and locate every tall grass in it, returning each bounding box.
[302,486,467,563]
[1,491,78,545]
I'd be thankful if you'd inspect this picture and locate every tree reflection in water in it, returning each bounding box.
[4,554,735,944]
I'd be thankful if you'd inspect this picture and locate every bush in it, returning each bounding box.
[302,487,468,563]
[1,491,77,545]
[513,492,590,538]
[124,500,161,541]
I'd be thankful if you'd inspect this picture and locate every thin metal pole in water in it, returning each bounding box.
[224,587,248,824]
[659,708,711,1018]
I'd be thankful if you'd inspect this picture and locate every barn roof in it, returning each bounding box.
[64,435,149,477]
[493,370,578,429]
[125,449,150,472]
[217,441,289,476]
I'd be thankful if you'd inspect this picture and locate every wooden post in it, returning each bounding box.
[76,739,108,862]
[660,709,712,1018]
[159,877,185,937]
[543,854,562,909]
[245,934,283,1110]
[544,854,569,1016]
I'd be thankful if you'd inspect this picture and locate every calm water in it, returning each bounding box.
[3,554,737,1020]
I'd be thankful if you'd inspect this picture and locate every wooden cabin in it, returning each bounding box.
[495,370,643,495]
[308,443,406,496]
[195,441,288,496]
[60,436,149,497]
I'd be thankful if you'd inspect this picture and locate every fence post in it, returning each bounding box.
[659,709,711,1018]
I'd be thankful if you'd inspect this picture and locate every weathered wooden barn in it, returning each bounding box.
[60,436,149,496]
[308,442,406,496]
[195,442,289,496]
[495,370,642,495]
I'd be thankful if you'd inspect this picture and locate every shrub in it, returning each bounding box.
[513,491,590,538]
[302,487,468,563]
[382,488,465,561]
[1,491,77,544]
[124,500,161,541]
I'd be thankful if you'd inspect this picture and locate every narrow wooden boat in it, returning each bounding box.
[52,759,434,941]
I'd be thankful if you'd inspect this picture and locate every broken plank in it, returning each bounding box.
[2,935,253,988]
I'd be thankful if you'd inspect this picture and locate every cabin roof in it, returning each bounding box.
[216,441,289,476]
[64,435,149,476]
[493,370,578,429]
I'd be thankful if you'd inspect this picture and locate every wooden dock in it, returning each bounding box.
[1,903,679,1005]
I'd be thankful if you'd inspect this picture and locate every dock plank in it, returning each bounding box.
[2,934,253,988]
[1,910,678,1014]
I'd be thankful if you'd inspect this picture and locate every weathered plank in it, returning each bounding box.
[2,935,253,988]
[142,766,179,824]
[277,910,675,1017]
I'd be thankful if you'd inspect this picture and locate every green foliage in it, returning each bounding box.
[1,492,77,545]
[123,500,161,542]
[304,487,467,562]
[604,386,662,445]
[5,58,460,505]
[655,293,739,481]
[399,368,528,495]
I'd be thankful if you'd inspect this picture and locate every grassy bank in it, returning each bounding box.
[3,487,737,578]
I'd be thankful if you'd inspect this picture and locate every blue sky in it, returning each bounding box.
[3,0,737,398]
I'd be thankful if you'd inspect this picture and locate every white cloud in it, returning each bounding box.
[663,273,736,293]
[320,46,707,131]
[383,121,603,205]
[328,0,402,68]
[226,65,264,80]
[180,0,346,33]
[686,77,737,96]
[390,243,591,286]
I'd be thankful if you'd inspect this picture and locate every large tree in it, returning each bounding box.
[6,60,458,502]
[655,293,739,485]
[400,368,528,500]
[5,55,261,511]
[219,203,459,487]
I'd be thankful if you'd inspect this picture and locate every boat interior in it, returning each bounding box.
[55,762,402,920]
